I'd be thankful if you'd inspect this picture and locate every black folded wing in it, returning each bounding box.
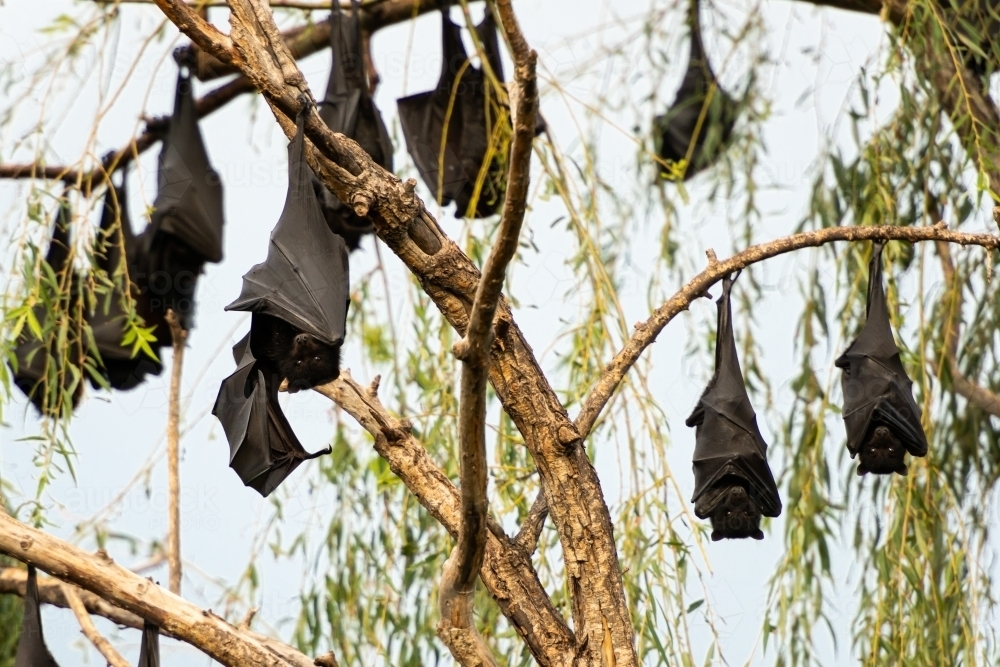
[397,9,508,218]
[835,241,928,458]
[655,0,738,180]
[88,179,163,390]
[314,0,394,250]
[13,566,61,667]
[137,622,160,667]
[212,333,331,497]
[226,108,350,348]
[686,275,781,518]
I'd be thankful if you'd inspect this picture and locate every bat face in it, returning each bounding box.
[856,424,908,477]
[703,481,764,542]
[251,314,342,393]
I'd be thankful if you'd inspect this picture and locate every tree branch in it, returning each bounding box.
[61,582,131,667]
[170,1,637,661]
[165,310,187,595]
[574,224,1000,438]
[0,514,317,667]
[312,371,575,666]
[513,492,548,555]
[936,241,1000,417]
[435,2,537,664]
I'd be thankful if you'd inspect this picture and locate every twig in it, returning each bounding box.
[0,517,314,667]
[61,583,131,667]
[574,224,1000,438]
[513,492,548,555]
[434,2,537,664]
[165,310,188,595]
[95,0,353,8]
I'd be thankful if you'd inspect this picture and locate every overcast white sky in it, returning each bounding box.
[0,0,907,664]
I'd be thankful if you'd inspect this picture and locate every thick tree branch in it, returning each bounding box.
[936,241,1000,417]
[62,582,131,667]
[170,2,636,661]
[313,371,576,666]
[0,513,317,667]
[435,2,538,664]
[574,224,1000,437]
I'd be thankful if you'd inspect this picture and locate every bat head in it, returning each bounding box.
[707,481,764,542]
[280,332,342,393]
[856,424,908,477]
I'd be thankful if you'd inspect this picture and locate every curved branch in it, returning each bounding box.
[61,583,131,667]
[574,224,1000,437]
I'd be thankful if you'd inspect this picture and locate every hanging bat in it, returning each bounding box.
[312,0,394,250]
[397,8,508,218]
[137,621,160,667]
[212,332,332,496]
[654,0,738,181]
[12,201,84,415]
[226,106,350,394]
[835,241,928,477]
[686,273,781,541]
[134,61,225,335]
[13,566,61,667]
[87,178,164,391]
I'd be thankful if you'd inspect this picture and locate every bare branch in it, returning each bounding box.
[61,582,131,667]
[312,371,575,665]
[513,492,548,555]
[936,241,1000,417]
[151,0,236,64]
[165,310,187,595]
[0,514,316,667]
[574,225,1000,438]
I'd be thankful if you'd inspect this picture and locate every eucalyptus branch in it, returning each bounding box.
[574,224,1000,438]
[0,514,317,667]
[61,582,131,667]
[162,0,637,659]
[312,371,575,666]
[164,310,187,595]
[513,492,548,555]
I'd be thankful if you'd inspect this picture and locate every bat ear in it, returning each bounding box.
[711,530,724,542]
[856,464,869,476]
[895,463,908,476]
[752,529,764,541]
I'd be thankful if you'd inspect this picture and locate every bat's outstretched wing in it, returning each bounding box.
[835,242,928,458]
[137,622,160,667]
[145,64,225,264]
[655,0,739,180]
[13,566,61,667]
[686,274,781,518]
[226,107,350,348]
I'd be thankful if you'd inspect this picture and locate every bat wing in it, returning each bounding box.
[226,109,350,347]
[137,622,160,667]
[835,242,928,457]
[686,275,781,517]
[656,0,738,180]
[149,67,225,263]
[13,566,61,667]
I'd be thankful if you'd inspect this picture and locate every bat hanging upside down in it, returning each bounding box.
[251,314,342,393]
[695,476,765,542]
[856,423,907,477]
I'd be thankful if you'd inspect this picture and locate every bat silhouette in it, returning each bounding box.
[226,105,350,394]
[213,332,331,497]
[835,241,928,477]
[654,0,738,181]
[134,60,225,335]
[13,566,60,667]
[313,0,394,251]
[397,8,509,218]
[12,200,84,415]
[137,621,160,667]
[686,273,781,541]
[87,178,164,391]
